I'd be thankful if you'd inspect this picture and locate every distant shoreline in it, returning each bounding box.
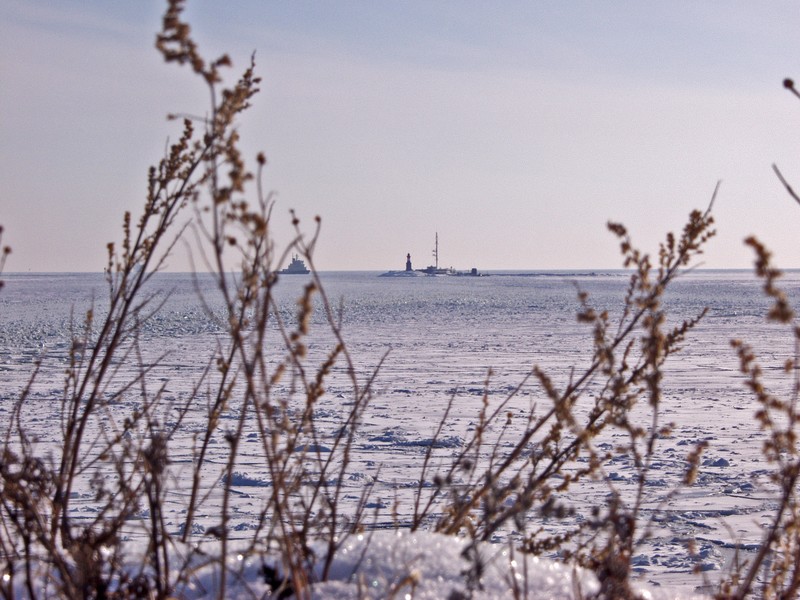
[2,268,784,276]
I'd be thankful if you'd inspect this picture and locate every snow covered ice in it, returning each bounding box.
[1,269,796,597]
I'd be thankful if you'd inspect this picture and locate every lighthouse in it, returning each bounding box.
[405,253,412,272]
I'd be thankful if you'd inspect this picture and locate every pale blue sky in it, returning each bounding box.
[2,1,800,271]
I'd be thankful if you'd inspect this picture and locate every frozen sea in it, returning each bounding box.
[2,269,799,597]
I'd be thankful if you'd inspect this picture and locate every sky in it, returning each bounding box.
[2,1,800,272]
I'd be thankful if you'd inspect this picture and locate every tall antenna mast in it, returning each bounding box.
[433,232,439,270]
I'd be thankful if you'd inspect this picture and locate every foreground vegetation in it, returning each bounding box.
[2,2,800,598]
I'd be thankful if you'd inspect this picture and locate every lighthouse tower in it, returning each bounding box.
[405,253,412,271]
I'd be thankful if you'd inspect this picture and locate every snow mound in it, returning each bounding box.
[307,531,703,599]
[310,530,595,599]
[8,529,709,599]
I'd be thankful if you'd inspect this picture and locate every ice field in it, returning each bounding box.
[1,269,798,597]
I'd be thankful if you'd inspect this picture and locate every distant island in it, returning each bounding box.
[380,233,481,277]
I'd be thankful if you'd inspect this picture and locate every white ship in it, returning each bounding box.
[280,255,310,275]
